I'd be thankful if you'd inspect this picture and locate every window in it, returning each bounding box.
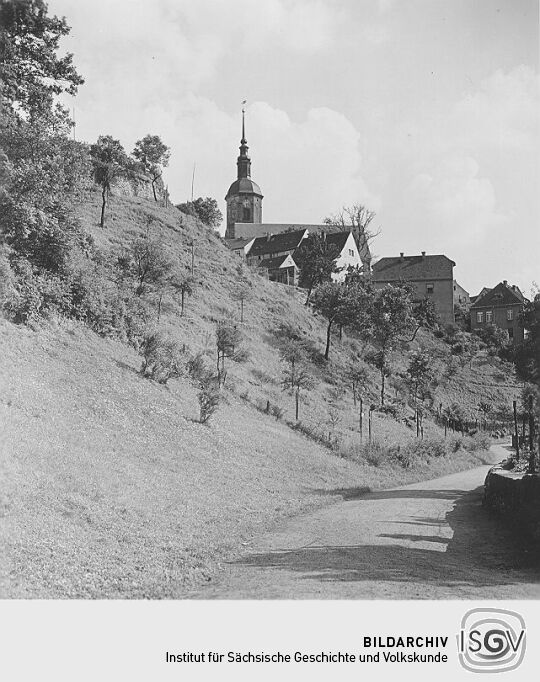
[477,312,483,323]
[426,283,434,294]
[348,249,354,257]
[508,328,514,339]
[486,311,493,323]
[243,206,251,221]
[507,309,513,321]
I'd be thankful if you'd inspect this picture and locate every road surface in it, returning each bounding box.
[193,444,540,599]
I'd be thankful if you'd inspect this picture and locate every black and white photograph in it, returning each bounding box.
[0,0,539,679]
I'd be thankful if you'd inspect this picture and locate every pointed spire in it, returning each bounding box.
[237,100,251,179]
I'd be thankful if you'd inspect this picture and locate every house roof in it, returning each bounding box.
[325,231,352,252]
[257,255,295,270]
[248,229,307,258]
[471,281,525,308]
[372,254,455,281]
[224,237,253,251]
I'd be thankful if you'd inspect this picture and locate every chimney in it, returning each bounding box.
[421,251,426,260]
[266,232,271,241]
[400,252,404,262]
[503,280,508,286]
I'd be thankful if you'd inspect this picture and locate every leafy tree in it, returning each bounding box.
[231,280,252,323]
[311,281,356,360]
[124,234,173,296]
[198,374,221,424]
[408,298,439,341]
[216,321,241,386]
[132,134,170,201]
[172,272,195,317]
[347,363,369,407]
[406,351,435,421]
[294,233,341,304]
[139,330,185,384]
[0,0,83,119]
[177,197,223,228]
[514,294,540,387]
[90,135,130,227]
[366,284,417,405]
[281,365,315,421]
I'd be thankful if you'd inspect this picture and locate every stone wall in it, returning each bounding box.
[108,172,165,201]
[483,466,540,540]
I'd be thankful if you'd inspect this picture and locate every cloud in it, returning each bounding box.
[408,154,506,244]
[452,65,540,152]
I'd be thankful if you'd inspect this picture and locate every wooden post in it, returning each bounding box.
[359,396,363,441]
[513,400,520,460]
[295,388,299,421]
[368,406,373,444]
[444,417,447,438]
[528,395,536,473]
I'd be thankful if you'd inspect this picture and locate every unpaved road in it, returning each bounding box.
[193,444,540,599]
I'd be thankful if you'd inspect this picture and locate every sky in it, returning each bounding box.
[48,0,539,296]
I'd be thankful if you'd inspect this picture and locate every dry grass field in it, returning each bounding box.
[0,190,523,598]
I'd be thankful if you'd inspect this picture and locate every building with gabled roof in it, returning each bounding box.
[470,280,526,344]
[372,252,456,324]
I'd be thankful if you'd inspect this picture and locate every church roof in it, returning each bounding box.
[225,177,263,199]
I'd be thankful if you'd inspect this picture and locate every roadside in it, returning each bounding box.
[192,443,540,599]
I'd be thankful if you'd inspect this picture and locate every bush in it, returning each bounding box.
[139,331,185,384]
[198,375,221,424]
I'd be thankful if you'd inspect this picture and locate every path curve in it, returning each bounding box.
[193,444,540,599]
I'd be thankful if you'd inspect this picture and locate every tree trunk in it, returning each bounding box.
[240,298,244,323]
[324,320,333,360]
[380,368,385,406]
[100,185,107,227]
[151,177,157,202]
[181,289,185,316]
[295,388,299,420]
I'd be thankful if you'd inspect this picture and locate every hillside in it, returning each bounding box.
[0,189,523,598]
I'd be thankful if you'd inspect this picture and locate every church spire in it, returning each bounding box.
[237,101,251,179]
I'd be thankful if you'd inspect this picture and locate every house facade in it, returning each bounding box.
[371,252,456,324]
[470,281,526,344]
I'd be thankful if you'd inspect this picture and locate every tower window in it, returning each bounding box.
[243,206,251,221]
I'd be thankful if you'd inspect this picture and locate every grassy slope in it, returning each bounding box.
[0,190,523,598]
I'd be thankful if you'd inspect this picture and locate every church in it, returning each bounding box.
[223,108,365,285]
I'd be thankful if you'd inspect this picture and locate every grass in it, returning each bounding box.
[0,190,523,598]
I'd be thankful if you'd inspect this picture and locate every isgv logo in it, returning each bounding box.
[458,608,526,673]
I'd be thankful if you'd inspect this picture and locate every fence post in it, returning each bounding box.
[513,400,520,460]
[528,396,536,473]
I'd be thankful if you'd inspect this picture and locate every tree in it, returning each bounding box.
[406,351,435,426]
[407,298,439,341]
[177,197,223,228]
[281,365,315,421]
[367,284,417,405]
[172,272,195,317]
[215,321,241,386]
[132,134,170,201]
[125,234,173,296]
[347,363,369,407]
[0,0,83,119]
[90,135,130,227]
[231,280,252,323]
[294,233,341,304]
[323,203,379,276]
[514,294,540,386]
[474,323,509,354]
[311,281,358,360]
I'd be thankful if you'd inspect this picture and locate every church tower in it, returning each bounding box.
[225,106,263,239]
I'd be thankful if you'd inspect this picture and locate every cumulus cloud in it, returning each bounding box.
[408,154,506,244]
[452,65,540,152]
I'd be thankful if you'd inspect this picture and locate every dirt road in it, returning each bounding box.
[193,444,540,599]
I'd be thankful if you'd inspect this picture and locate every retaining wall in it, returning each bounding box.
[483,466,540,541]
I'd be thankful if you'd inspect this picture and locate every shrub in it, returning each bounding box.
[270,404,284,420]
[139,331,185,384]
[198,375,221,424]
